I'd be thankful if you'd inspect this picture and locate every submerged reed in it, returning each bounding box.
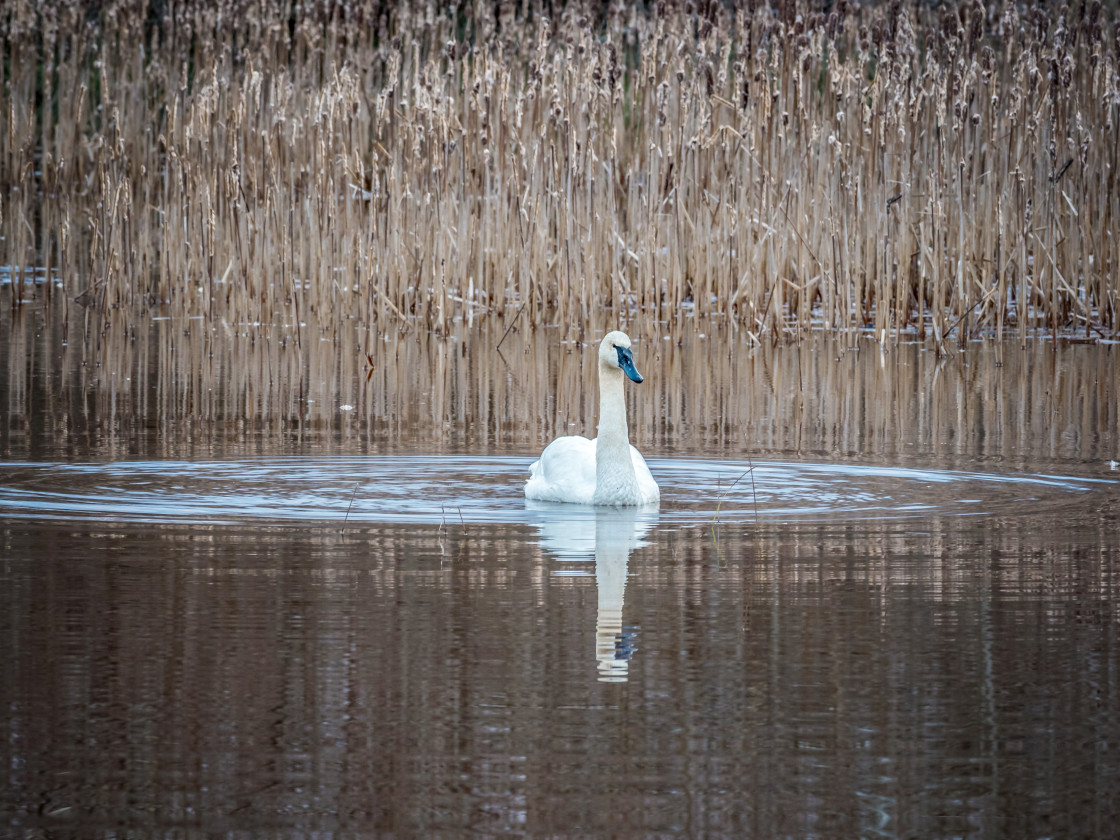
[1,0,1117,344]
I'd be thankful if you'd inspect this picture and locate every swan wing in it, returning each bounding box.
[629,445,661,505]
[525,435,597,504]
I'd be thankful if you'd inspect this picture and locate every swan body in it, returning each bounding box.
[525,331,659,506]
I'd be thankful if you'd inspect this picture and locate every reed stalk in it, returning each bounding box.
[1,0,1116,342]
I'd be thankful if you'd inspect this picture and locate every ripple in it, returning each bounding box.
[0,456,1111,527]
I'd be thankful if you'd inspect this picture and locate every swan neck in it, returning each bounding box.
[596,364,630,448]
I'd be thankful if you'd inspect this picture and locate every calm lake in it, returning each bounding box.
[2,303,1118,837]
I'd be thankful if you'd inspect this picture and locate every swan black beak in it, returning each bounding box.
[616,346,643,383]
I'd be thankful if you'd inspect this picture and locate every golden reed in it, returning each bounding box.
[1,1,1116,345]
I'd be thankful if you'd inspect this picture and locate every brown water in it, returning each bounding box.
[2,300,1119,837]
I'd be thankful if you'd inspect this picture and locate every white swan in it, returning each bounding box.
[525,331,660,506]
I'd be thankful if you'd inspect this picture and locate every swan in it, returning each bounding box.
[525,331,660,506]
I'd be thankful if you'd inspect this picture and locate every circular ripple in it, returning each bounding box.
[0,456,1111,526]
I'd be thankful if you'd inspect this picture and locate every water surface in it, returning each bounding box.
[2,307,1118,837]
[0,454,1111,527]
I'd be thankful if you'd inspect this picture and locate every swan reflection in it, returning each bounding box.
[526,502,659,682]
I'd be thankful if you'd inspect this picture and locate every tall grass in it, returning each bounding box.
[2,1,1117,344]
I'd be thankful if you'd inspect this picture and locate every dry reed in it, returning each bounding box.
[1,0,1117,345]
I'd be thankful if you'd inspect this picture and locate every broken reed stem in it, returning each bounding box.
[0,1,1116,341]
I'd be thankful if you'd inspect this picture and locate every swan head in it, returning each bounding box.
[599,330,643,384]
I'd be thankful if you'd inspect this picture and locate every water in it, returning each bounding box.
[0,456,1108,525]
[2,306,1119,837]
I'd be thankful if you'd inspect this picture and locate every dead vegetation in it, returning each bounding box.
[2,0,1117,345]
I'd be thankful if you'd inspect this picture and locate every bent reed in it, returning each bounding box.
[2,0,1117,344]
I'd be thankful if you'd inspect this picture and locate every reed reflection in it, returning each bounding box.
[3,304,1115,478]
[527,502,659,683]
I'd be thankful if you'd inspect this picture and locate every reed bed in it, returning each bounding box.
[1,0,1118,345]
